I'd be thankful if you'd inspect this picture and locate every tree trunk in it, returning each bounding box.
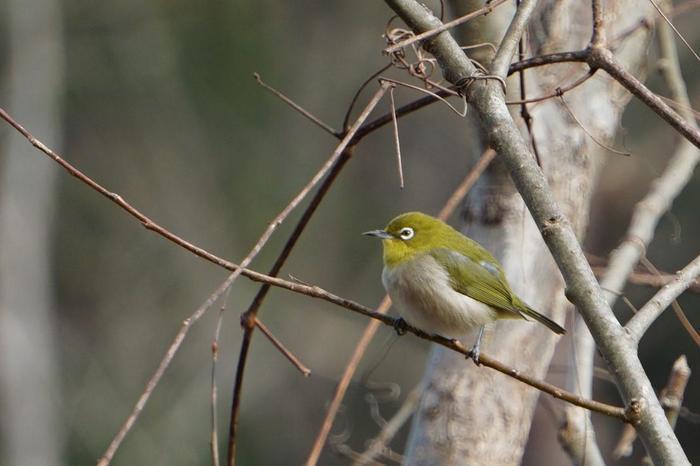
[403,1,654,464]
[0,0,64,465]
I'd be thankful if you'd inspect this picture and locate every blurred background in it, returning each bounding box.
[0,1,697,465]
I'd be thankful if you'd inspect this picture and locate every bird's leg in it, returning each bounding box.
[393,317,409,336]
[469,325,485,365]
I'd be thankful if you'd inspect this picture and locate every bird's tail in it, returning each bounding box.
[520,307,566,335]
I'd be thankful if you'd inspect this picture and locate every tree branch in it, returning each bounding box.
[490,0,539,77]
[626,254,700,341]
[382,1,689,463]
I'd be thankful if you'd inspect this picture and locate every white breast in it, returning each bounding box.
[382,255,498,338]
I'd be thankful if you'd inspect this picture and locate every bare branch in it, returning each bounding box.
[590,0,607,47]
[490,0,539,77]
[626,254,700,341]
[97,273,238,466]
[588,47,700,150]
[226,82,392,466]
[254,73,340,137]
[255,318,311,376]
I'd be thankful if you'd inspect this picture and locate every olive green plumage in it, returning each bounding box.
[364,212,565,337]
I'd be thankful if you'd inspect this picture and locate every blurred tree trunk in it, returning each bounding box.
[403,1,654,464]
[0,0,65,465]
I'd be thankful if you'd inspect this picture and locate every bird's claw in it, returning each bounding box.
[393,317,409,336]
[469,342,482,366]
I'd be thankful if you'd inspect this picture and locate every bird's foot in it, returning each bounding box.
[468,342,482,366]
[393,317,409,336]
[467,325,485,365]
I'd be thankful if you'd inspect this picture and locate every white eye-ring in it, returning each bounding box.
[398,227,415,240]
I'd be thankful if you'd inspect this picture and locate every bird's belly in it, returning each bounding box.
[382,258,498,338]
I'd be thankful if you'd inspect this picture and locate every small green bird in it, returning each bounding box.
[364,211,565,361]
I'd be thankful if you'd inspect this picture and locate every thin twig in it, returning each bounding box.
[343,64,393,132]
[626,253,700,341]
[505,70,596,105]
[383,0,511,54]
[647,0,700,63]
[378,77,466,116]
[388,85,405,188]
[226,82,392,466]
[255,318,311,376]
[97,273,239,466]
[210,288,232,466]
[515,16,542,167]
[559,94,631,156]
[254,73,340,137]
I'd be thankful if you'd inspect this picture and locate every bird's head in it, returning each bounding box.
[363,212,453,267]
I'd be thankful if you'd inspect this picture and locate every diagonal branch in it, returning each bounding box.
[225,82,392,466]
[382,1,689,464]
[626,254,700,341]
[490,0,539,77]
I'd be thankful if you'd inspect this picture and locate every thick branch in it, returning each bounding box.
[382,1,689,464]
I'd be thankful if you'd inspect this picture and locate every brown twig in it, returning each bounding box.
[559,94,631,156]
[97,273,240,466]
[383,0,511,54]
[254,73,340,137]
[210,288,232,466]
[388,85,405,188]
[343,64,393,132]
[226,82,392,466]
[587,47,700,150]
[505,70,596,105]
[647,0,700,63]
[255,318,311,376]
[507,50,589,75]
[515,15,542,167]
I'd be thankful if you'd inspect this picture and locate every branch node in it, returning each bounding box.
[625,398,644,424]
[240,311,255,330]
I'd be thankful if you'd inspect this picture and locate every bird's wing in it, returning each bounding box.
[429,248,521,315]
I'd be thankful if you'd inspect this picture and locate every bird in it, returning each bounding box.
[364,211,565,362]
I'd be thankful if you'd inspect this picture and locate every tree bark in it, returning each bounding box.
[399,1,657,464]
[0,0,65,465]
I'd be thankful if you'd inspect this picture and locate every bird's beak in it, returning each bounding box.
[362,229,392,239]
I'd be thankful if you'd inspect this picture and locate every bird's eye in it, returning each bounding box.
[398,227,415,240]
